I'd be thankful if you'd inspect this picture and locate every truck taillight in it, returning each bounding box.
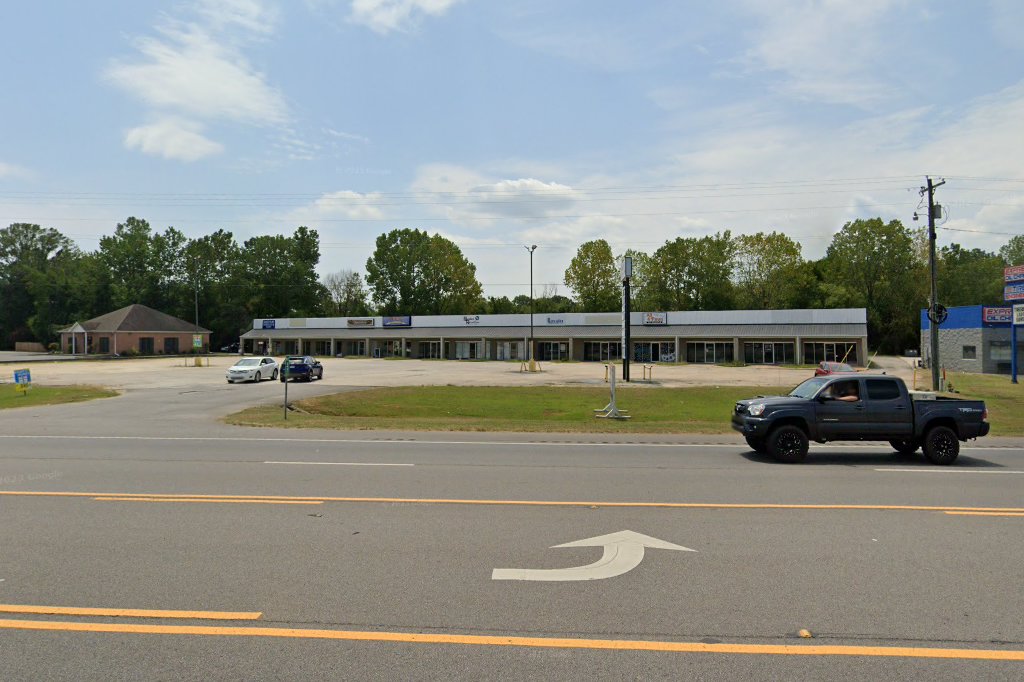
[982,408,988,421]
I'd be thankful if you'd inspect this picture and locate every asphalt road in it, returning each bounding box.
[1,382,1023,680]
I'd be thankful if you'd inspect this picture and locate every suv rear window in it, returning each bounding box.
[866,379,901,400]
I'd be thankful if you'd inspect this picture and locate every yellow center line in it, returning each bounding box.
[92,497,323,505]
[0,605,261,620]
[945,511,1024,517]
[2,491,1023,514]
[0,619,1021,660]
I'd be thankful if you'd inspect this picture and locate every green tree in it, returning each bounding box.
[323,270,371,316]
[733,232,806,309]
[0,223,77,347]
[563,239,620,312]
[365,228,483,314]
[1000,235,1024,267]
[644,232,736,311]
[938,244,1005,306]
[822,218,926,353]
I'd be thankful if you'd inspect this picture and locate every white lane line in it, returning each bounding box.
[874,468,1024,474]
[0,434,1017,451]
[264,461,414,467]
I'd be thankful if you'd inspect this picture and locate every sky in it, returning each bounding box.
[2,0,1023,299]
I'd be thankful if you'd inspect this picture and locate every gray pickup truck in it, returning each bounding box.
[732,374,989,464]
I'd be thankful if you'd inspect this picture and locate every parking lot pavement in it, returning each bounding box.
[0,355,915,391]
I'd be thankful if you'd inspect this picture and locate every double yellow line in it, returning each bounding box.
[2,490,1024,513]
[0,604,1021,661]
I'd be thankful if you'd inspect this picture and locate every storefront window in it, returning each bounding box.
[685,342,734,364]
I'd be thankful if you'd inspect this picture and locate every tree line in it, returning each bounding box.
[1,218,1022,353]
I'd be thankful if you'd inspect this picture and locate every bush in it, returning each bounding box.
[47,343,59,353]
[121,348,139,357]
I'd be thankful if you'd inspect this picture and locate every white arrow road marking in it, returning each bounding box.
[492,530,695,582]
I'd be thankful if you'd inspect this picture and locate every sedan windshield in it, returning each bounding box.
[235,359,259,366]
[790,377,828,398]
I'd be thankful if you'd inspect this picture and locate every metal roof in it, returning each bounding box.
[242,323,865,340]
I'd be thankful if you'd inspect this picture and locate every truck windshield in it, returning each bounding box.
[789,377,828,399]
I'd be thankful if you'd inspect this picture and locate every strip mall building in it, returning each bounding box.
[240,309,868,366]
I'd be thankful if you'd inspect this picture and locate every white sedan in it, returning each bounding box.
[226,356,279,383]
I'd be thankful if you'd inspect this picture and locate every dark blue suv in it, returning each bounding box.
[280,355,323,382]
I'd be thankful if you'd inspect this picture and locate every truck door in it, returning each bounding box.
[864,378,913,437]
[815,378,869,439]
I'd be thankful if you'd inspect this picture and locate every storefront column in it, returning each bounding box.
[733,337,740,363]
[795,336,802,364]
[481,337,487,360]
[439,336,445,359]
[567,337,575,361]
[364,337,370,356]
[329,339,335,356]
[401,337,406,357]
[674,336,680,363]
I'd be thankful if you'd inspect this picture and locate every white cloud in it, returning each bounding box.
[105,0,288,162]
[349,0,463,34]
[0,161,33,180]
[735,0,911,106]
[124,118,225,161]
[284,190,387,227]
[990,0,1024,50]
[195,0,279,34]
[105,21,287,126]
[410,164,579,225]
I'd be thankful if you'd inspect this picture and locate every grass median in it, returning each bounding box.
[0,384,118,409]
[930,372,1024,436]
[225,385,789,433]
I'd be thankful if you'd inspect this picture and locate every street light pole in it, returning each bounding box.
[525,245,537,367]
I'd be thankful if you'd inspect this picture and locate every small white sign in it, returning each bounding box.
[1014,304,1024,325]
[643,312,667,325]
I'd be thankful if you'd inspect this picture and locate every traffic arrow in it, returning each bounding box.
[492,530,695,582]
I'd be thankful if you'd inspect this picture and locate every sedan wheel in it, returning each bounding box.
[271,368,278,380]
[254,371,261,382]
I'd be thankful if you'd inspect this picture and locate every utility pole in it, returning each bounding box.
[922,176,946,391]
[525,245,537,370]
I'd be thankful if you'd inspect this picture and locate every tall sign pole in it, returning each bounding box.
[621,256,632,383]
[922,176,946,391]
[1007,264,1024,384]
[525,245,537,370]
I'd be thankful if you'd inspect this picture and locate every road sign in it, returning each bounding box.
[491,531,695,582]
[13,368,31,394]
[1015,304,1024,326]
[1005,264,1024,283]
[1005,283,1024,301]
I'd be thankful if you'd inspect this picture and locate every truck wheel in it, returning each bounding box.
[767,425,808,463]
[888,439,920,455]
[744,436,767,453]
[923,426,959,465]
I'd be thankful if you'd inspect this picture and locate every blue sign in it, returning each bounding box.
[261,319,276,329]
[13,369,31,384]
[1005,283,1024,301]
[382,316,412,328]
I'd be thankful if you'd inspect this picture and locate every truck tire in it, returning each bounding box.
[888,438,920,455]
[923,426,959,465]
[744,436,767,453]
[767,425,808,463]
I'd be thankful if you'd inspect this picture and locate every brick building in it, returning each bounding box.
[60,304,211,356]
